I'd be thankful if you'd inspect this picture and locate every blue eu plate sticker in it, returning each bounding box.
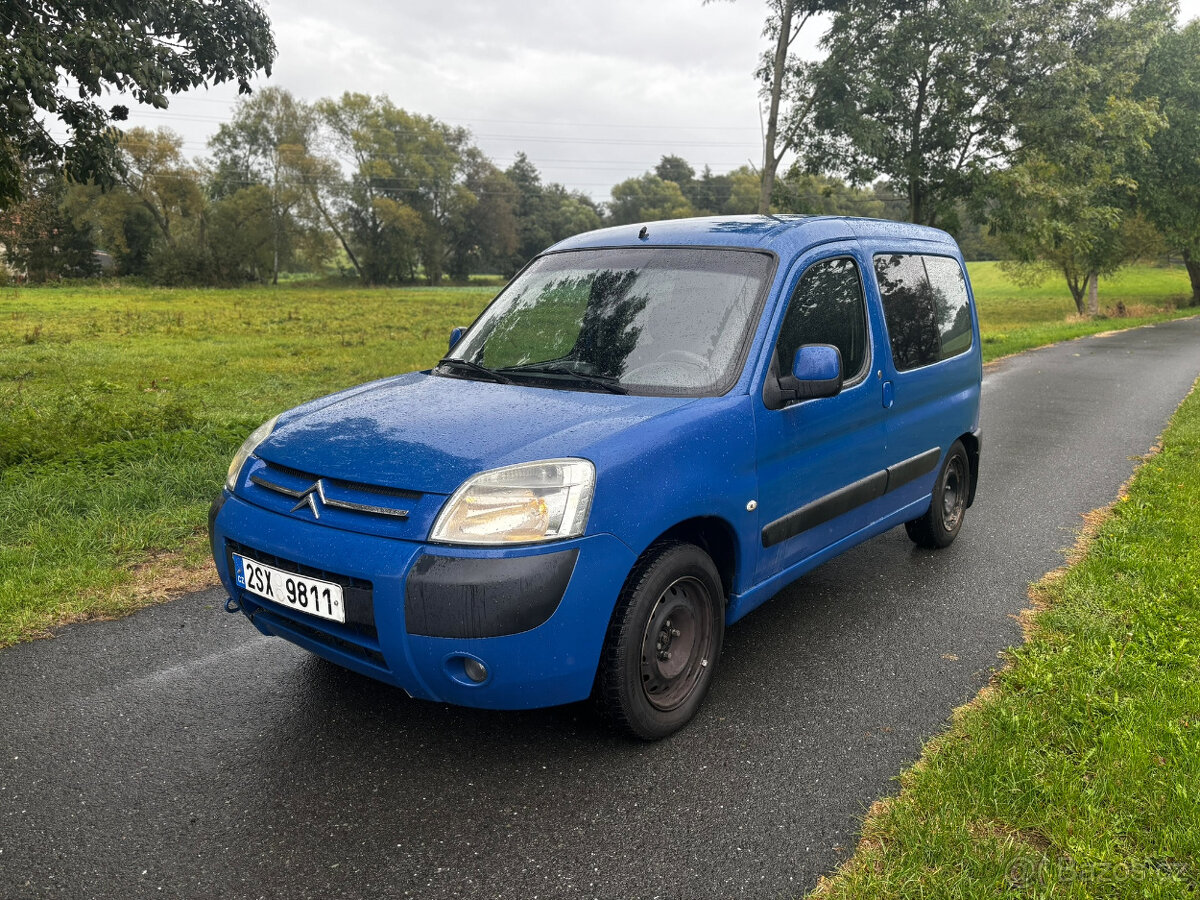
[234,556,246,588]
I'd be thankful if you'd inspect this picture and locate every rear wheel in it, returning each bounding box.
[596,542,725,740]
[905,440,970,549]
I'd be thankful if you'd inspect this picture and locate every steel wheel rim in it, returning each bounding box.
[941,454,966,531]
[639,575,713,711]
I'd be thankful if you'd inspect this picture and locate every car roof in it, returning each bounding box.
[547,214,960,258]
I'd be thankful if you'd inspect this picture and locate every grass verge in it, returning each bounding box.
[0,282,493,646]
[812,380,1200,898]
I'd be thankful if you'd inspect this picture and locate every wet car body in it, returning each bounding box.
[210,214,983,737]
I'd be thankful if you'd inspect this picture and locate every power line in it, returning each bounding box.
[116,94,763,133]
[128,110,757,148]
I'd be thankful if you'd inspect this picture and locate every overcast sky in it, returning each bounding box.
[118,0,1200,203]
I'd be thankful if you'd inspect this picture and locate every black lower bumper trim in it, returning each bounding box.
[405,549,579,638]
[208,493,227,561]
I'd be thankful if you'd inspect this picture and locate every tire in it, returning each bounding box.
[595,542,725,740]
[905,440,970,549]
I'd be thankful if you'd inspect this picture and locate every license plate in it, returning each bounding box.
[233,554,346,624]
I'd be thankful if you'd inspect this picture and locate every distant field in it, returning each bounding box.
[0,264,1195,645]
[0,282,493,645]
[969,261,1195,359]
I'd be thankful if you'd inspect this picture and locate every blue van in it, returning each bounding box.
[210,215,982,739]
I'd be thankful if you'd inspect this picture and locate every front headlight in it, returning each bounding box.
[430,458,595,545]
[225,415,279,492]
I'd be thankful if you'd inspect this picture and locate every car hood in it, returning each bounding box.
[255,371,697,494]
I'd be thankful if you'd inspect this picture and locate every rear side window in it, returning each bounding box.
[925,256,973,358]
[873,254,973,371]
[775,257,869,381]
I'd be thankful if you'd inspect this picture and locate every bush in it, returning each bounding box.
[146,244,221,286]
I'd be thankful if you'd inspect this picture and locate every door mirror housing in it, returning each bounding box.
[448,326,466,352]
[778,344,843,403]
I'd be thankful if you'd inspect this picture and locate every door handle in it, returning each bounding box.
[882,380,894,409]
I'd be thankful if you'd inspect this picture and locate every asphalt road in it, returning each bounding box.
[3,318,1199,900]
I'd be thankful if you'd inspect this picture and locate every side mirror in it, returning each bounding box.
[448,326,466,352]
[778,344,843,402]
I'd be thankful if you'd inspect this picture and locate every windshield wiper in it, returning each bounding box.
[435,357,514,384]
[501,362,628,395]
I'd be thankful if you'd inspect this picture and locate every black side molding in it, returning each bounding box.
[885,446,942,494]
[405,549,579,639]
[761,447,942,548]
[762,471,888,548]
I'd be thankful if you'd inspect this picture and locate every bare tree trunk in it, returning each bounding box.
[1086,271,1099,316]
[759,1,793,216]
[1184,249,1200,307]
[308,185,364,281]
[272,212,280,286]
[140,198,172,247]
[1066,269,1087,315]
[909,183,923,228]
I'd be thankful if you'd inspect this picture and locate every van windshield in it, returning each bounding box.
[442,247,774,397]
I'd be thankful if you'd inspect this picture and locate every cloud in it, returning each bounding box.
[253,0,772,196]
[93,0,775,198]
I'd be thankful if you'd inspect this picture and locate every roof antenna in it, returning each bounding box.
[638,226,649,240]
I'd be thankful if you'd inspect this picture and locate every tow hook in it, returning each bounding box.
[223,595,242,614]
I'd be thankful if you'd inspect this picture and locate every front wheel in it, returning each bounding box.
[905,440,970,549]
[595,542,725,740]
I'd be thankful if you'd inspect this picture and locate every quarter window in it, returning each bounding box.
[775,257,869,381]
[874,254,973,371]
[925,255,973,359]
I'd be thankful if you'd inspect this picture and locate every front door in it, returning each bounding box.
[752,250,888,583]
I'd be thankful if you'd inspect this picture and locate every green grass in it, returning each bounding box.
[0,281,494,645]
[970,261,1196,360]
[812,381,1200,899]
[0,263,1195,647]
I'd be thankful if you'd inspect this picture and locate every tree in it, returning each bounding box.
[986,1,1172,313]
[989,143,1160,314]
[316,93,433,284]
[608,175,694,225]
[317,93,504,284]
[503,152,602,273]
[1137,19,1200,305]
[687,166,733,215]
[806,0,1028,226]
[446,154,518,280]
[0,0,275,207]
[654,155,696,189]
[505,153,555,271]
[64,128,211,281]
[723,166,762,214]
[543,186,602,245]
[207,184,275,282]
[773,169,887,217]
[209,87,317,283]
[62,182,157,275]
[116,128,205,249]
[708,1,836,214]
[0,177,98,281]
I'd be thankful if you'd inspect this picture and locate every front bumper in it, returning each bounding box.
[210,491,636,709]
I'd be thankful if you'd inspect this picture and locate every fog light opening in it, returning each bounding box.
[463,657,488,684]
